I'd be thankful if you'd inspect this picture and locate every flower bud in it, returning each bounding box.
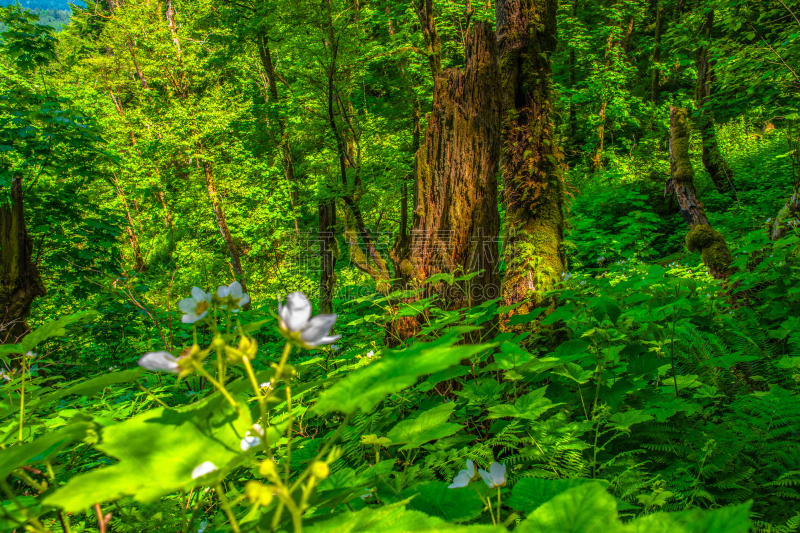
[259,459,279,480]
[245,480,264,503]
[311,461,330,480]
[238,336,258,360]
[210,336,226,351]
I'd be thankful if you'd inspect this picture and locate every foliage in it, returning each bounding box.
[1,0,800,532]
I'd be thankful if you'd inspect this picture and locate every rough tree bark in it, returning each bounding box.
[412,0,442,78]
[256,30,300,236]
[695,9,733,194]
[651,3,664,104]
[568,0,578,148]
[112,174,146,272]
[0,178,46,344]
[771,124,800,241]
[395,21,501,313]
[496,0,566,312]
[319,200,337,315]
[666,107,734,279]
[202,160,249,302]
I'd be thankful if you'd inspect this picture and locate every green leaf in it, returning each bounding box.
[44,397,253,512]
[623,502,751,533]
[0,420,96,479]
[487,385,562,420]
[0,311,98,356]
[541,303,574,326]
[608,410,654,431]
[387,402,462,450]
[313,332,495,415]
[509,307,548,325]
[304,501,504,533]
[506,478,599,513]
[592,298,620,325]
[402,481,484,523]
[516,482,622,533]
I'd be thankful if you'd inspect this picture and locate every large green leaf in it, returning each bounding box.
[44,396,252,512]
[623,502,751,533]
[402,481,484,523]
[0,311,97,362]
[304,501,504,533]
[387,402,462,451]
[516,482,621,533]
[487,386,562,421]
[505,478,600,514]
[0,419,96,479]
[312,331,495,415]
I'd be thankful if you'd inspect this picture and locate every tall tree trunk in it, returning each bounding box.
[319,200,337,315]
[412,0,442,78]
[257,31,300,236]
[165,0,181,53]
[127,36,149,89]
[771,124,800,241]
[405,21,501,308]
[0,178,46,344]
[568,0,578,148]
[324,0,390,290]
[112,175,147,272]
[695,9,733,194]
[666,107,734,279]
[496,0,565,312]
[202,160,249,302]
[651,4,664,104]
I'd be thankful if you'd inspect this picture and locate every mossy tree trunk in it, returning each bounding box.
[0,178,46,344]
[651,3,664,104]
[771,124,800,241]
[496,0,566,312]
[203,160,250,304]
[392,22,502,342]
[666,107,735,279]
[319,199,337,315]
[412,0,442,78]
[695,9,733,194]
[112,174,146,272]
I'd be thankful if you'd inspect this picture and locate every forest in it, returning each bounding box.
[0,0,799,531]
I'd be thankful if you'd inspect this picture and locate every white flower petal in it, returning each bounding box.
[240,435,262,451]
[192,461,218,479]
[466,459,475,478]
[178,298,196,313]
[448,472,471,489]
[300,314,337,344]
[478,469,495,488]
[280,292,312,332]
[489,462,506,485]
[217,285,231,298]
[229,281,243,299]
[238,293,250,307]
[191,287,208,302]
[138,351,180,373]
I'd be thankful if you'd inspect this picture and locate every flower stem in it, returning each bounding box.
[194,365,238,410]
[18,360,26,443]
[215,483,241,533]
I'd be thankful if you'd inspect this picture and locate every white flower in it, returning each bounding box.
[260,382,272,389]
[198,520,208,533]
[192,461,218,479]
[478,462,506,488]
[448,460,476,489]
[179,287,213,324]
[241,424,264,451]
[0,369,10,381]
[331,344,339,351]
[366,350,374,358]
[217,281,250,312]
[25,351,36,359]
[241,435,261,451]
[138,351,180,373]
[278,292,341,349]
